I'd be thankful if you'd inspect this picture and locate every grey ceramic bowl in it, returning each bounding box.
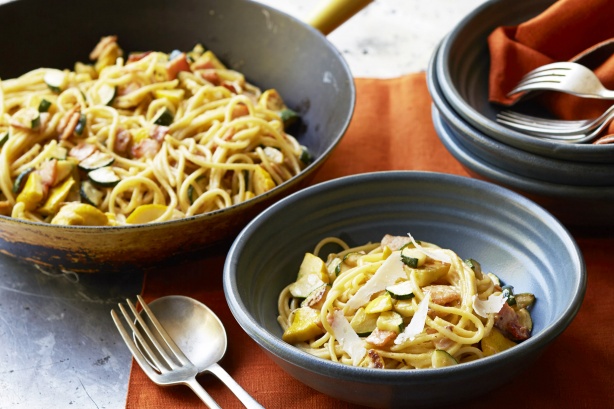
[223,171,586,408]
[432,107,614,228]
[436,0,614,163]
[427,43,614,186]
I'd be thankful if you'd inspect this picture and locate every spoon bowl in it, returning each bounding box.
[146,295,227,371]
[143,295,263,408]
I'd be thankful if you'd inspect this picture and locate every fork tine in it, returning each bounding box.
[520,68,569,81]
[111,309,164,380]
[496,111,585,128]
[135,295,192,365]
[520,62,575,75]
[119,299,177,372]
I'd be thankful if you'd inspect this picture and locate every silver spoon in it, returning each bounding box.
[144,295,264,408]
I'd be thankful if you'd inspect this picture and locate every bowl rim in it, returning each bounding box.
[436,0,614,162]
[223,170,587,382]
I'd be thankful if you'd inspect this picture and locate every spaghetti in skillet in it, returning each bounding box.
[0,36,308,225]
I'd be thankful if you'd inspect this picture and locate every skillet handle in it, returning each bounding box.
[306,0,374,35]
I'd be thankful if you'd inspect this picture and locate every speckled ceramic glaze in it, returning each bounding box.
[223,171,586,408]
[435,0,614,163]
[428,46,614,186]
[427,43,614,228]
[0,0,354,273]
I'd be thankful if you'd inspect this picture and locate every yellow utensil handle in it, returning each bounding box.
[306,0,374,35]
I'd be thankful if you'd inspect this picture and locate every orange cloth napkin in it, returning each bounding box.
[488,0,614,141]
[125,73,614,408]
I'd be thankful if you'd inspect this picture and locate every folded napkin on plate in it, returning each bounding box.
[488,0,614,141]
[124,73,613,408]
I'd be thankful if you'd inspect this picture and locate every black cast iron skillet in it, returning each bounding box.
[0,0,363,273]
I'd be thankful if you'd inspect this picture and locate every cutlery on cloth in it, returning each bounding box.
[506,61,614,100]
[112,295,264,408]
[496,105,614,143]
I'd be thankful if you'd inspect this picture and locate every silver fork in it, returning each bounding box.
[111,295,221,408]
[496,105,614,142]
[507,62,614,99]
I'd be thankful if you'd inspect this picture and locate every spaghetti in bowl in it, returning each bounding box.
[223,171,585,408]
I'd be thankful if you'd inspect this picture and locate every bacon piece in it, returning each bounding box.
[126,51,152,63]
[113,128,132,155]
[380,234,412,251]
[199,69,221,85]
[38,159,57,191]
[494,303,531,341]
[222,81,240,94]
[365,328,397,347]
[423,285,461,306]
[166,52,191,80]
[89,35,118,60]
[131,138,161,159]
[69,142,97,161]
[432,325,456,349]
[57,105,81,140]
[231,104,249,119]
[118,81,142,96]
[149,125,169,142]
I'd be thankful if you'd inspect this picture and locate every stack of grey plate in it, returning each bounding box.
[427,0,614,228]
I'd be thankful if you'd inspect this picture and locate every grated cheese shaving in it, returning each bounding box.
[345,251,406,312]
[407,233,451,264]
[395,291,431,345]
[472,293,506,318]
[330,310,366,366]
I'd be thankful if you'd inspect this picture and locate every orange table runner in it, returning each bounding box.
[125,73,614,408]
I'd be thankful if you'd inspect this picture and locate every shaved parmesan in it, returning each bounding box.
[472,293,506,318]
[330,310,366,366]
[346,251,406,312]
[407,233,451,264]
[395,292,431,345]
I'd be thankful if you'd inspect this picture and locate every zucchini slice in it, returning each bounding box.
[80,180,104,207]
[376,311,404,333]
[152,108,173,126]
[299,146,313,165]
[0,132,8,147]
[514,293,536,310]
[432,350,458,368]
[280,108,299,128]
[465,258,483,279]
[44,69,67,92]
[386,281,414,300]
[12,167,34,193]
[78,151,115,171]
[38,98,52,113]
[11,108,41,130]
[97,83,117,106]
[400,246,426,268]
[88,166,120,187]
[74,114,87,136]
[350,307,378,336]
